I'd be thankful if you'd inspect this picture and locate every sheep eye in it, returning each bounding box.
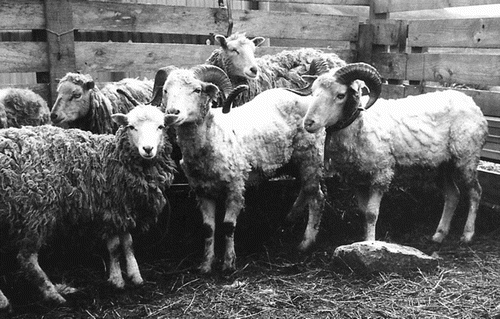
[70,93,81,101]
[231,49,239,55]
[158,125,165,130]
[337,94,346,100]
[128,125,136,130]
[194,88,202,94]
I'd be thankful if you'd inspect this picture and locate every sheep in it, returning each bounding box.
[160,64,325,273]
[302,62,489,244]
[204,32,346,108]
[0,100,175,308]
[50,72,153,134]
[0,87,50,128]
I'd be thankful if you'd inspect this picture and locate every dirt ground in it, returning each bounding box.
[1,177,500,319]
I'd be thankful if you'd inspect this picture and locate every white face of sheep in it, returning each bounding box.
[162,70,219,126]
[303,74,353,133]
[216,33,265,80]
[51,80,93,125]
[111,105,167,159]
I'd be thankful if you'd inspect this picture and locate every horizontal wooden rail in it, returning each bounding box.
[372,0,500,14]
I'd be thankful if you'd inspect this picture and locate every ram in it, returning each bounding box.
[0,100,175,309]
[303,62,488,244]
[0,87,50,128]
[50,72,152,134]
[161,65,325,273]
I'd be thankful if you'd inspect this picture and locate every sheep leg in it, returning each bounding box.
[297,187,325,251]
[222,196,244,272]
[107,235,125,289]
[461,178,482,243]
[17,250,66,304]
[356,187,384,241]
[0,289,11,312]
[286,189,307,221]
[432,174,460,243]
[199,197,217,274]
[120,232,143,286]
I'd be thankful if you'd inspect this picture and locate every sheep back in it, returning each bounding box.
[0,88,50,128]
[0,125,175,249]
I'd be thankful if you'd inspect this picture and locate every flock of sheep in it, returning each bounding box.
[0,32,488,311]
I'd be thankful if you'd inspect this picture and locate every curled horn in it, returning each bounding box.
[334,62,382,110]
[117,88,139,107]
[222,84,248,113]
[150,65,178,107]
[191,64,233,98]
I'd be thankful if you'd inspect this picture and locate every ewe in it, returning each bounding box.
[0,87,50,128]
[161,65,325,273]
[50,72,152,134]
[303,62,488,243]
[0,101,175,309]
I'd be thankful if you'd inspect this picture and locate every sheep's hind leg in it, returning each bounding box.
[356,187,384,241]
[107,235,125,289]
[17,250,66,304]
[199,197,217,274]
[460,177,482,243]
[0,289,11,312]
[120,232,143,286]
[222,196,244,272]
[432,173,460,243]
[286,189,307,222]
[297,187,325,251]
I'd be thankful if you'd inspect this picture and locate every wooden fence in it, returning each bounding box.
[1,0,499,206]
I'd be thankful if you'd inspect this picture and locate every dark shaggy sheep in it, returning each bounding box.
[50,73,153,134]
[0,87,50,128]
[0,103,175,309]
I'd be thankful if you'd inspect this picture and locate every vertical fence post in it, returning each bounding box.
[44,0,76,106]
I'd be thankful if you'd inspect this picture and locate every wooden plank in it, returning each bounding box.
[0,0,45,30]
[485,116,500,136]
[231,9,358,41]
[373,0,500,14]
[0,42,48,73]
[478,169,500,206]
[408,18,500,48]
[45,0,76,106]
[372,20,407,46]
[407,53,500,86]
[257,0,369,4]
[371,52,407,80]
[71,0,229,35]
[75,42,216,74]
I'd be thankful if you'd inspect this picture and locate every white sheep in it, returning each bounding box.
[0,87,50,128]
[303,62,488,243]
[204,32,346,109]
[50,72,153,134]
[0,101,175,308]
[161,65,325,273]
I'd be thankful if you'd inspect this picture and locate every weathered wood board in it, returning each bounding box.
[0,42,48,73]
[373,0,500,14]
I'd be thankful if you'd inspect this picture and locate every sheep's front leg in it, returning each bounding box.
[120,232,143,286]
[356,187,384,241]
[199,197,217,274]
[222,195,244,272]
[461,179,482,243]
[298,187,325,251]
[432,174,460,243]
[107,235,125,289]
[17,250,66,304]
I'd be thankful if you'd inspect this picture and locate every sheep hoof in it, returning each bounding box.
[460,233,474,244]
[55,283,78,295]
[222,263,236,274]
[108,277,126,290]
[129,275,144,286]
[297,240,313,252]
[198,263,213,275]
[44,292,67,305]
[431,232,446,244]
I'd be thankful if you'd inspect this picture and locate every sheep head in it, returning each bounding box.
[303,62,382,133]
[112,103,167,160]
[51,73,96,125]
[215,32,265,80]
[162,65,233,126]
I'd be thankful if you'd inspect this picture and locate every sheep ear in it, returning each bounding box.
[351,80,369,95]
[84,80,95,90]
[252,37,265,47]
[202,83,219,100]
[214,34,228,49]
[111,113,129,126]
[302,75,318,84]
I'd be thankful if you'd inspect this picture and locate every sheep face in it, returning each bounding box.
[112,104,166,159]
[304,74,358,133]
[163,70,219,126]
[51,74,95,125]
[215,33,265,79]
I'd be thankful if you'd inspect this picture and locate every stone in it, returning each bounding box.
[333,240,438,274]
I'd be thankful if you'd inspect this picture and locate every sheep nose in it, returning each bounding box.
[143,146,153,154]
[249,66,258,76]
[50,113,58,120]
[303,118,315,129]
[166,108,179,115]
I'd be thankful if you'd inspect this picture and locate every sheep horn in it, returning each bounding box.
[149,66,178,107]
[117,88,139,107]
[222,84,248,113]
[334,62,382,110]
[191,64,233,99]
